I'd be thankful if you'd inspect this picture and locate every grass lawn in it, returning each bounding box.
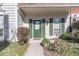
[57,39,79,56]
[0,42,29,56]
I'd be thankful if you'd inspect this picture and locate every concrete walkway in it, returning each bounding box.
[25,40,44,56]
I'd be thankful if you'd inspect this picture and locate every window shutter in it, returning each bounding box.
[61,18,65,23]
[4,15,9,40]
[29,19,32,23]
[49,18,53,23]
[29,19,32,38]
[42,19,45,23]
[41,19,45,38]
[60,18,65,34]
[49,18,53,35]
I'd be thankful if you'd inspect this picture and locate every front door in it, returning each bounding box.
[33,20,41,38]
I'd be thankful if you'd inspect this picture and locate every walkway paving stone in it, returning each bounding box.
[25,40,44,56]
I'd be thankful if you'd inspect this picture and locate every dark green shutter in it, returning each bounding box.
[41,19,45,38]
[29,19,32,38]
[49,18,53,35]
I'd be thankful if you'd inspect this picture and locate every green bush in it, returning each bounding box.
[48,40,58,51]
[59,33,71,40]
[41,38,49,48]
[73,31,79,42]
[59,31,79,42]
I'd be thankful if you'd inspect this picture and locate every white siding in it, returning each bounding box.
[17,10,23,27]
[1,3,17,41]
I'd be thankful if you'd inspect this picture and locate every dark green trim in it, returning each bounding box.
[60,18,65,34]
[49,18,53,35]
[33,20,41,38]
[41,19,45,38]
[29,19,32,38]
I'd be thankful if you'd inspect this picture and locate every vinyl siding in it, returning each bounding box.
[1,3,17,41]
[17,10,23,27]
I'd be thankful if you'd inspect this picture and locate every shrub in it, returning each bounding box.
[73,31,79,42]
[48,39,58,51]
[17,27,30,44]
[72,20,79,30]
[59,31,79,42]
[41,38,50,48]
[59,33,71,40]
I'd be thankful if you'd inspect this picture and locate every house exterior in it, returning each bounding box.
[0,3,79,42]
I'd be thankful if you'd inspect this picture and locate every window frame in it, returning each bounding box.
[0,14,4,41]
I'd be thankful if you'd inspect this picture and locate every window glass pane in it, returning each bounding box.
[54,18,60,24]
[61,18,65,23]
[49,18,53,35]
[35,21,40,24]
[42,19,45,23]
[41,19,45,38]
[29,19,32,23]
[0,15,3,40]
[0,15,3,28]
[60,18,65,34]
[49,18,53,23]
[0,29,3,36]
[54,29,60,35]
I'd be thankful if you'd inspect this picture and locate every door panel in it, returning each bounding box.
[29,19,32,38]
[33,20,41,38]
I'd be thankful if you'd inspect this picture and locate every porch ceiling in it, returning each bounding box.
[18,3,79,16]
[20,7,76,16]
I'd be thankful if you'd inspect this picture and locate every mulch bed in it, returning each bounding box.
[43,47,59,56]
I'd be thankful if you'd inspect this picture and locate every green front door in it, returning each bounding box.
[33,20,41,38]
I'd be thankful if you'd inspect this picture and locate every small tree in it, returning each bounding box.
[17,27,30,44]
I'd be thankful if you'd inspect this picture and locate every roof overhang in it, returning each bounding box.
[18,3,79,7]
[18,3,79,16]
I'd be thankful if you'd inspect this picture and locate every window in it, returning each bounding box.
[41,19,45,38]
[42,19,45,23]
[0,15,3,28]
[54,29,60,35]
[60,18,65,34]
[61,18,65,23]
[0,15,3,40]
[29,19,32,38]
[54,18,60,24]
[0,29,3,36]
[34,21,40,30]
[49,18,53,35]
